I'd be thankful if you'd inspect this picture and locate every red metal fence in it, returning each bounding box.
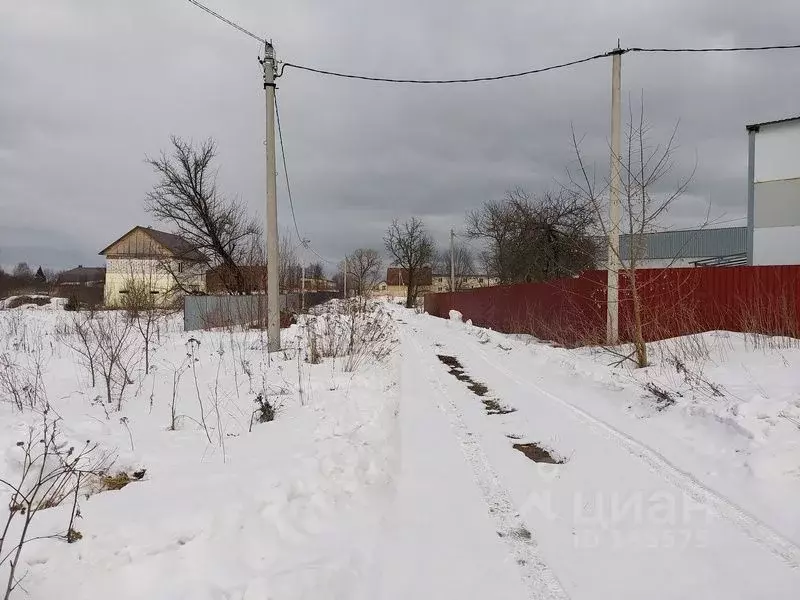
[424,266,800,346]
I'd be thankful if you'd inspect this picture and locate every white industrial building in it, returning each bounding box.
[747,115,800,265]
[595,227,747,270]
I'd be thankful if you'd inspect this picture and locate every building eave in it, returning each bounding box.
[746,115,800,132]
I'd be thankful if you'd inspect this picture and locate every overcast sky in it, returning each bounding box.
[2,0,799,271]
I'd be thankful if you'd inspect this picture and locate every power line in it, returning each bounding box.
[274,92,303,243]
[181,2,800,80]
[277,43,800,84]
[279,51,616,84]
[627,43,800,54]
[185,0,265,43]
[182,1,800,82]
[274,92,338,266]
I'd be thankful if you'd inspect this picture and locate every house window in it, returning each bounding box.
[150,290,160,295]
[119,290,129,295]
[177,261,184,274]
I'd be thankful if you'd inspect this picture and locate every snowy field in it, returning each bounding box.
[1,298,800,599]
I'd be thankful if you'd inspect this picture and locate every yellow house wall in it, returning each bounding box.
[104,258,205,307]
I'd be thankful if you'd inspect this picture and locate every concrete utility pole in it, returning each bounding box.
[607,47,622,345]
[301,262,306,311]
[261,41,280,351]
[450,229,455,292]
[300,238,309,312]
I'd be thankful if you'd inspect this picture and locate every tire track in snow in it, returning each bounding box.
[405,333,570,600]
[460,333,800,570]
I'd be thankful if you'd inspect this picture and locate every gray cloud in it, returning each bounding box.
[2,0,799,271]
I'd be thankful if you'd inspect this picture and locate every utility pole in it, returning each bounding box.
[607,46,622,345]
[450,229,455,292]
[261,41,280,352]
[300,238,309,312]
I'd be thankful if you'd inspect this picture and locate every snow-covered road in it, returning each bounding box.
[4,302,800,599]
[385,308,800,599]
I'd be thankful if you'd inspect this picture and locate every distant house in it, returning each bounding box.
[385,266,433,299]
[302,277,336,292]
[56,266,106,287]
[430,274,499,292]
[53,265,106,307]
[99,226,207,307]
[205,265,267,294]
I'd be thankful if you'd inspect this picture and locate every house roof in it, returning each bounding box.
[98,226,206,262]
[56,266,106,284]
[746,115,800,132]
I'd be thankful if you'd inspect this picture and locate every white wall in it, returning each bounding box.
[752,120,800,265]
[754,120,800,182]
[753,226,800,265]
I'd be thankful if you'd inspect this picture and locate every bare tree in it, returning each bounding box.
[307,262,325,283]
[384,218,435,308]
[346,248,383,297]
[11,263,31,281]
[567,100,696,367]
[435,243,475,291]
[278,230,301,293]
[467,188,598,284]
[145,136,259,294]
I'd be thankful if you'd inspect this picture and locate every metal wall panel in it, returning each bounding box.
[754,178,800,227]
[618,227,748,261]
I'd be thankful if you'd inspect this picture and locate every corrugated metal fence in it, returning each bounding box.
[184,294,297,331]
[424,266,800,346]
[184,292,340,331]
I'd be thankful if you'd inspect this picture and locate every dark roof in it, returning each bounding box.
[386,266,432,286]
[746,115,800,131]
[98,226,206,262]
[143,228,206,261]
[57,266,106,284]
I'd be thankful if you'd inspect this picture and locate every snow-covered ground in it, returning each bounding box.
[1,300,800,598]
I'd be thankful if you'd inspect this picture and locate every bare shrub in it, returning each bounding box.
[167,357,190,431]
[739,292,800,352]
[0,348,47,412]
[305,300,397,372]
[58,312,99,387]
[122,277,165,376]
[0,415,110,598]
[185,337,213,443]
[92,313,139,410]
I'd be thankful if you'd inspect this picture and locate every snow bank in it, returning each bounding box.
[0,306,400,599]
[448,309,463,322]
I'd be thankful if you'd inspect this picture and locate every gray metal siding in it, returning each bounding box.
[618,227,748,261]
[184,294,300,331]
[754,178,800,227]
